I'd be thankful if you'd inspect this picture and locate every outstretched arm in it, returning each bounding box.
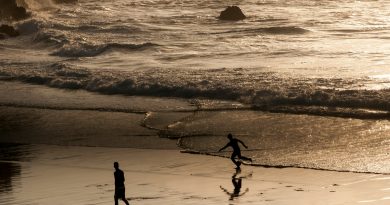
[220,186,231,195]
[238,140,248,149]
[219,143,229,152]
[238,188,249,197]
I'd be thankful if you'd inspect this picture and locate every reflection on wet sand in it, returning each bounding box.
[220,169,251,201]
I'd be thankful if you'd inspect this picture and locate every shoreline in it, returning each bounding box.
[1,81,390,204]
[181,150,390,176]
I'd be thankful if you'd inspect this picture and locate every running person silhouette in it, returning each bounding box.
[219,133,252,169]
[114,162,130,205]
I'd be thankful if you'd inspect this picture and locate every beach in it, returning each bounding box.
[2,0,390,204]
[1,144,390,205]
[0,81,389,204]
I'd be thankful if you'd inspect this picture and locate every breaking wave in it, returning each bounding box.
[1,62,390,118]
[18,0,56,10]
[51,42,157,57]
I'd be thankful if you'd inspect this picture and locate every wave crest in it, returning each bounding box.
[1,63,390,118]
[51,42,157,57]
[260,26,309,34]
[211,26,309,35]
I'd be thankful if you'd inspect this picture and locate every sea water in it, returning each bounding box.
[1,0,390,174]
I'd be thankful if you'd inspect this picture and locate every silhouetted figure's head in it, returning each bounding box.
[227,133,233,140]
[114,162,119,170]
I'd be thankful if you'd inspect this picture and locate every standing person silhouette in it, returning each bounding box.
[219,133,252,169]
[114,162,130,205]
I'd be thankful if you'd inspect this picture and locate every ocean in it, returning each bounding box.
[1,0,390,175]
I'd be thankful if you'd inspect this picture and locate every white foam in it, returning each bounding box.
[1,62,390,118]
[18,0,57,11]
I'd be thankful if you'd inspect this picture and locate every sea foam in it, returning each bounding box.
[51,42,157,57]
[1,62,390,118]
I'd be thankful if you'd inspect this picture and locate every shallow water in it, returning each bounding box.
[1,0,390,175]
[171,111,390,173]
[1,82,390,174]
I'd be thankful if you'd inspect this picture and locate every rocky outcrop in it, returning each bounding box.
[0,0,29,21]
[219,6,246,21]
[0,24,20,38]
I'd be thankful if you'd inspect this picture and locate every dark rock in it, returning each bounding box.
[0,33,5,40]
[0,0,29,20]
[0,24,20,37]
[219,6,246,21]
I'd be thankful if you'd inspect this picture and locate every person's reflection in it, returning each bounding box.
[220,169,249,200]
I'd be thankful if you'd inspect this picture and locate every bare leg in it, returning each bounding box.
[237,152,252,162]
[122,197,130,205]
[240,156,252,162]
[114,196,119,205]
[231,153,240,168]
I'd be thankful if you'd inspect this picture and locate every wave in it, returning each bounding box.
[18,0,58,10]
[52,0,77,4]
[51,42,157,57]
[327,27,390,33]
[0,102,149,114]
[210,26,309,35]
[1,62,390,118]
[40,21,141,34]
[259,26,309,34]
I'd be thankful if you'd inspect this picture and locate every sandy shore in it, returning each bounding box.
[1,144,389,205]
[1,82,390,204]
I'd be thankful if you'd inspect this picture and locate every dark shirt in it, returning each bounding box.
[228,139,241,152]
[114,169,125,188]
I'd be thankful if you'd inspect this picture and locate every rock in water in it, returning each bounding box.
[0,24,20,37]
[0,0,29,20]
[219,6,246,21]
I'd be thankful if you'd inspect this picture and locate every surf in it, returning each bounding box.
[1,61,390,119]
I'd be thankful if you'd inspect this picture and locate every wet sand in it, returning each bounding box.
[1,81,390,204]
[1,144,390,205]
